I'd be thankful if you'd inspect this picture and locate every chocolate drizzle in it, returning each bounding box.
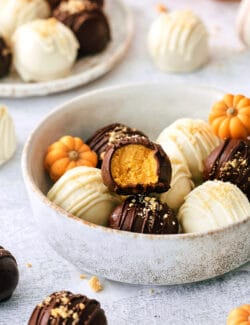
[109,195,179,234]
[86,123,147,165]
[28,291,107,325]
[53,0,110,56]
[0,37,12,79]
[0,246,19,302]
[204,138,250,199]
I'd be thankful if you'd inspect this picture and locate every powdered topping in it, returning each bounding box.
[59,0,98,14]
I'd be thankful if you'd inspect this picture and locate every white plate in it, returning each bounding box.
[0,0,133,98]
[22,82,250,285]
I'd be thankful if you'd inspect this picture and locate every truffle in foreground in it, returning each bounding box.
[0,246,19,302]
[109,195,179,234]
[28,291,107,325]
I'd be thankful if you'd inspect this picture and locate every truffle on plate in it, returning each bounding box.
[53,0,111,56]
[178,180,250,233]
[237,0,250,47]
[101,136,172,195]
[47,166,121,226]
[0,106,17,166]
[0,37,12,78]
[109,195,179,234]
[148,10,209,73]
[0,246,19,302]
[157,118,221,183]
[204,138,250,199]
[0,0,50,40]
[28,291,107,325]
[12,18,79,82]
[86,123,147,165]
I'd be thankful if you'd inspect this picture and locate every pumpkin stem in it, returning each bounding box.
[226,107,236,116]
[68,150,79,161]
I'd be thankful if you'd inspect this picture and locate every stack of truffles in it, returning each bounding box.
[0,0,111,81]
[45,93,250,235]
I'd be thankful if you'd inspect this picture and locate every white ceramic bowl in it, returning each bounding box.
[22,83,250,285]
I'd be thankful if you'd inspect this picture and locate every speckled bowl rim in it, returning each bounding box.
[22,82,250,241]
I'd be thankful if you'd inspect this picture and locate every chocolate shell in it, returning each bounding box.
[204,138,250,199]
[86,123,147,166]
[0,37,12,79]
[0,246,19,302]
[101,136,172,195]
[28,291,107,325]
[53,0,110,56]
[47,0,62,9]
[109,195,179,234]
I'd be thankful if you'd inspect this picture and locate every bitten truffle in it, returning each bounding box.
[53,0,110,56]
[204,138,250,199]
[86,123,147,165]
[102,136,172,195]
[0,246,19,302]
[0,37,12,78]
[28,291,107,325]
[109,195,179,234]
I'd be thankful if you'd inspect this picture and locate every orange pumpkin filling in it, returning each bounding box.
[110,144,158,187]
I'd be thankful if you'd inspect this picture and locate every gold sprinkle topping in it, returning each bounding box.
[79,274,86,279]
[59,0,98,14]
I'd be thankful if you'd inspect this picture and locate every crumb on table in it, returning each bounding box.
[88,276,103,292]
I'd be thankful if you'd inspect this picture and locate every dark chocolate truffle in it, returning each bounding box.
[0,37,12,79]
[0,246,19,302]
[86,123,147,166]
[204,138,250,199]
[28,291,107,325]
[53,0,110,56]
[47,0,61,9]
[109,195,179,234]
[101,136,172,195]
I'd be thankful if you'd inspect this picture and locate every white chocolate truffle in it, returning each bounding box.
[160,158,194,211]
[236,0,250,47]
[148,10,209,73]
[12,18,79,82]
[0,106,17,166]
[0,0,51,40]
[157,118,221,182]
[178,180,250,233]
[47,166,121,226]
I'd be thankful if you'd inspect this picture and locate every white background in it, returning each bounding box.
[0,0,249,324]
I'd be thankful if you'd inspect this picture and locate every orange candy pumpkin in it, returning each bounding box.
[44,135,97,181]
[227,304,250,325]
[209,94,250,139]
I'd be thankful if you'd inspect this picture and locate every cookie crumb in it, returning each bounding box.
[79,274,86,279]
[88,276,103,292]
[27,262,32,268]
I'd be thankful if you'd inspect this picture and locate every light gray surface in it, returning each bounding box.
[0,0,249,324]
